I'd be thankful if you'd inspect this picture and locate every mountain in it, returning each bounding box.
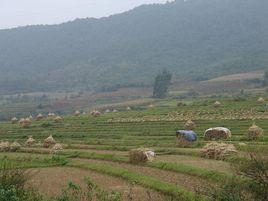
[0,0,267,94]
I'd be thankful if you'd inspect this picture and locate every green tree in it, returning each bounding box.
[153,70,172,98]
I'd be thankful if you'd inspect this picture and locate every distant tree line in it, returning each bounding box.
[153,70,172,98]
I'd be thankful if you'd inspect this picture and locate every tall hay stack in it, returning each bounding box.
[257,97,265,104]
[248,123,263,140]
[43,135,56,148]
[201,142,237,160]
[54,116,63,123]
[36,113,44,121]
[184,119,196,130]
[129,148,155,164]
[91,110,101,117]
[148,104,154,108]
[48,112,56,118]
[204,127,231,140]
[0,141,10,152]
[74,110,81,116]
[20,118,32,128]
[26,136,35,146]
[126,106,132,111]
[50,143,63,154]
[11,117,18,124]
[214,101,222,108]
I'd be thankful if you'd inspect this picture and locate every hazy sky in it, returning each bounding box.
[0,0,170,29]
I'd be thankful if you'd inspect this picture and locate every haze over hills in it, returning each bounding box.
[0,0,267,94]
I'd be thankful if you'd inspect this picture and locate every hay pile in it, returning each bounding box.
[148,104,154,108]
[184,119,196,130]
[126,106,132,111]
[248,123,263,140]
[26,136,35,146]
[19,118,32,128]
[201,142,237,160]
[214,101,222,108]
[74,110,81,116]
[129,148,155,164]
[257,97,265,103]
[43,135,56,148]
[204,127,231,140]
[91,110,101,117]
[11,117,18,124]
[112,109,118,113]
[54,116,63,123]
[105,109,111,113]
[0,141,10,152]
[50,143,63,154]
[10,142,21,152]
[48,112,56,118]
[36,113,44,120]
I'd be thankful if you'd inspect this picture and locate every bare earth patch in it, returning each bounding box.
[28,167,165,201]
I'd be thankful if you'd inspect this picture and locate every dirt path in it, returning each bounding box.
[28,167,166,201]
[73,158,210,192]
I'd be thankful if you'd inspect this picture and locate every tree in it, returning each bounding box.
[153,70,172,98]
[264,71,268,86]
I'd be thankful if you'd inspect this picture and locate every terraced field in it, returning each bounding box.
[0,97,267,200]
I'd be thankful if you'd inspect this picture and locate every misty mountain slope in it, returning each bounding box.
[0,0,267,93]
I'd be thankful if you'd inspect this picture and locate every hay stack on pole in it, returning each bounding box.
[36,113,44,121]
[257,97,265,104]
[50,143,63,154]
[74,110,81,116]
[0,141,10,152]
[129,148,155,164]
[11,117,18,124]
[204,127,231,140]
[26,136,35,146]
[10,141,21,152]
[54,116,63,123]
[214,101,222,108]
[43,135,56,148]
[201,142,237,160]
[184,119,196,130]
[248,123,263,140]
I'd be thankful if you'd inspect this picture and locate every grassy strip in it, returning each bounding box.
[20,148,232,183]
[68,160,206,201]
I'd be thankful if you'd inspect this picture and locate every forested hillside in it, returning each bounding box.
[0,0,267,94]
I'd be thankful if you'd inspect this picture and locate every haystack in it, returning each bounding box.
[91,110,101,117]
[36,113,44,120]
[74,110,81,116]
[214,101,222,108]
[129,148,155,164]
[11,117,18,124]
[248,123,263,140]
[105,109,111,113]
[10,141,21,152]
[204,127,231,140]
[201,142,237,160]
[112,109,118,113]
[257,97,265,103]
[54,116,63,123]
[176,130,197,147]
[43,135,56,148]
[0,141,10,152]
[48,112,56,118]
[26,136,35,146]
[126,106,132,111]
[184,119,196,130]
[21,118,32,128]
[50,143,63,154]
[148,104,154,108]
[28,115,33,120]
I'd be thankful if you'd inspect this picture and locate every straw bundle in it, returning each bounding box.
[74,110,81,116]
[257,97,265,103]
[184,119,196,130]
[54,116,63,123]
[43,135,56,148]
[148,104,154,108]
[91,110,101,117]
[36,113,44,120]
[201,142,237,160]
[48,112,56,118]
[0,141,10,152]
[11,117,18,124]
[10,142,21,152]
[126,106,132,111]
[21,118,32,128]
[129,148,155,164]
[26,136,35,146]
[50,143,63,154]
[204,127,231,140]
[214,101,222,108]
[112,109,118,113]
[248,123,263,140]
